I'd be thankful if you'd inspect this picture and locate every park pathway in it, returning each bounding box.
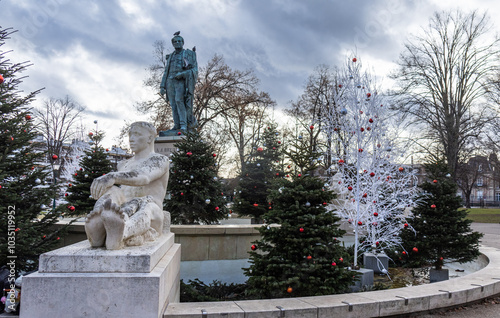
[416,223,500,317]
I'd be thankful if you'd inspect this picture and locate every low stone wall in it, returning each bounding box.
[53,221,262,261]
[164,246,500,317]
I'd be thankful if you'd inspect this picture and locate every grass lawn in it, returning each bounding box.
[461,208,500,223]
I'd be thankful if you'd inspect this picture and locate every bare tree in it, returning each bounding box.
[34,96,85,173]
[390,10,500,178]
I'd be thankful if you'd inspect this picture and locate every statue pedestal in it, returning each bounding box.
[21,233,180,318]
[154,136,185,157]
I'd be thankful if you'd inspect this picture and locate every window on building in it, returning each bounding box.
[496,193,500,202]
[477,177,483,186]
[477,190,483,200]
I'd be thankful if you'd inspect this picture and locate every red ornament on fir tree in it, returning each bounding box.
[0,74,4,84]
[287,287,293,293]
[399,167,404,172]
[358,221,363,226]
[212,153,217,157]
[177,131,182,135]
[338,159,345,165]
[366,93,371,98]
[251,244,256,250]
[360,127,364,132]
[404,223,409,228]
[186,152,192,156]
[358,148,363,152]
[433,179,438,183]
[370,172,375,177]
[306,255,312,260]
[52,154,58,160]
[373,212,378,217]
[253,203,258,207]
[65,193,68,197]
[412,247,418,253]
[15,228,20,232]
[322,202,327,205]
[338,84,342,88]
[369,118,374,123]
[257,147,263,152]
[68,206,76,212]
[25,115,32,120]
[215,206,219,211]
[339,257,344,262]
[348,186,353,191]
[402,251,407,255]
[106,148,109,152]
[89,132,93,136]
[431,204,436,209]
[332,262,337,266]
[299,227,304,232]
[298,174,302,177]
[352,57,357,62]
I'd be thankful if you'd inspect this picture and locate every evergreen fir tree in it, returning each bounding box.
[166,131,228,224]
[63,130,112,216]
[233,123,285,220]
[0,27,64,274]
[244,130,354,298]
[400,161,482,270]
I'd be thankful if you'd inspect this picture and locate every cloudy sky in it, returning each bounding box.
[2,0,499,147]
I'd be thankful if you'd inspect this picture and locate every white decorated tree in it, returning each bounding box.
[325,56,418,270]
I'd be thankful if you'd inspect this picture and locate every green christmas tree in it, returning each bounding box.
[63,130,112,216]
[400,160,482,269]
[233,123,285,221]
[244,132,354,298]
[0,27,65,274]
[166,131,228,224]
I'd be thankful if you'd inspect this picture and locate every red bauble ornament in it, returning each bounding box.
[373,212,378,217]
[68,183,72,187]
[433,179,438,183]
[332,262,337,266]
[180,192,184,196]
[348,186,353,191]
[74,173,78,176]
[399,167,404,172]
[309,125,314,130]
[338,84,342,88]
[306,255,312,260]
[287,287,293,293]
[367,127,371,131]
[366,93,371,98]
[57,237,60,240]
[369,118,374,123]
[276,173,279,176]
[362,193,367,198]
[177,131,182,135]
[298,174,302,177]
[215,206,219,211]
[42,235,46,239]
[257,147,263,152]
[25,115,32,120]
[253,203,258,207]
[404,223,409,228]
[338,159,344,165]
[65,193,68,197]
[89,132,93,136]
[52,154,58,160]
[431,204,436,209]
[106,148,109,152]
[339,257,344,262]
[0,74,4,84]
[369,172,375,177]
[251,244,256,250]
[322,202,327,205]
[439,257,444,261]
[402,251,407,255]
[412,247,418,253]
[352,57,357,62]
[186,152,192,156]
[68,206,76,212]
[299,227,304,232]
[286,174,290,177]
[272,147,276,150]
[358,221,363,226]
[212,153,217,157]
[15,228,20,232]
[360,127,364,132]
[358,148,363,152]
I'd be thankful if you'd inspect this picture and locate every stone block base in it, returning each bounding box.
[363,252,389,274]
[21,236,180,318]
[350,268,374,292]
[430,268,449,283]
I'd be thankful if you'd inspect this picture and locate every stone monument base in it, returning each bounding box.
[154,135,185,158]
[21,233,180,318]
[430,268,449,283]
[363,252,389,274]
[350,268,374,292]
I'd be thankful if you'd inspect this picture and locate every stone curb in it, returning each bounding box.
[164,245,500,318]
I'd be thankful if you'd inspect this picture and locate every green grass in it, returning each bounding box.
[460,208,500,223]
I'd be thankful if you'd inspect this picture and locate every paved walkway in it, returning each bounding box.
[417,223,500,317]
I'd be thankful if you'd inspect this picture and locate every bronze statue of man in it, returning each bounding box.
[159,32,198,136]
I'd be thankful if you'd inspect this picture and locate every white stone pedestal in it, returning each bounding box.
[154,136,184,157]
[21,233,180,318]
[363,252,389,274]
